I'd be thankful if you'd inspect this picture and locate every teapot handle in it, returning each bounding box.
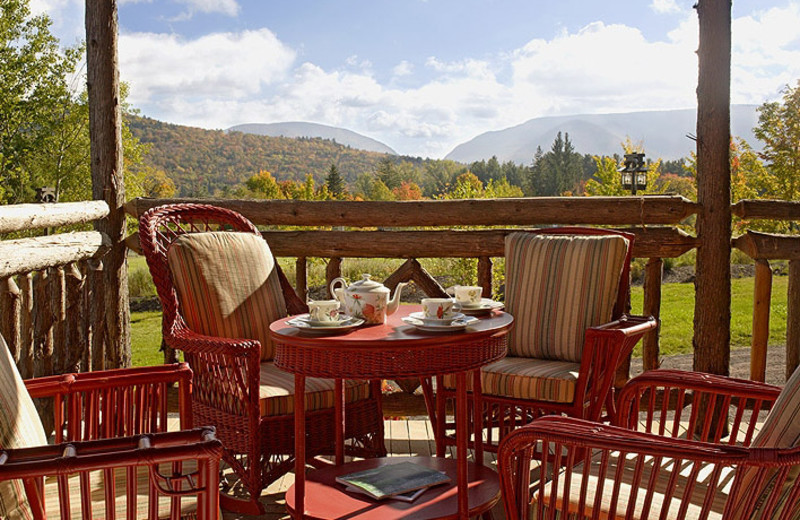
[329,277,347,300]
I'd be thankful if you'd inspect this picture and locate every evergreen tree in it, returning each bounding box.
[325,163,345,199]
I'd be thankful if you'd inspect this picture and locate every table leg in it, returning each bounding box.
[456,371,468,519]
[334,378,344,465]
[435,374,446,458]
[473,368,484,467]
[294,374,306,519]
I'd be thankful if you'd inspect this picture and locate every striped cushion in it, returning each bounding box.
[533,451,730,520]
[258,362,371,417]
[0,334,48,520]
[505,233,628,362]
[168,231,287,361]
[442,356,580,404]
[42,464,204,519]
[727,366,800,519]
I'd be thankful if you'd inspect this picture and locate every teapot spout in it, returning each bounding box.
[386,282,407,316]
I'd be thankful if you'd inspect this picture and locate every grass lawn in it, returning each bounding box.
[129,275,789,366]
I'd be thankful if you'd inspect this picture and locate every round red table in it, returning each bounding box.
[270,305,513,519]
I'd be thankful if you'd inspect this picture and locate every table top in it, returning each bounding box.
[270,305,513,379]
[285,456,501,520]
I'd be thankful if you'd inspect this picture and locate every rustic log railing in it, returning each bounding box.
[0,202,112,379]
[126,196,699,373]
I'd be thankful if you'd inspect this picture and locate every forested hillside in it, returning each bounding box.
[127,116,399,196]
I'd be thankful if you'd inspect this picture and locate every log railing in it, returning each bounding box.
[126,196,699,372]
[0,202,111,379]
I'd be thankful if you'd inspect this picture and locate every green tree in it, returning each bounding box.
[375,157,403,190]
[529,132,584,196]
[0,0,82,203]
[245,170,283,199]
[754,81,800,201]
[325,163,345,199]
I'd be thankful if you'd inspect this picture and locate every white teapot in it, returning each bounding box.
[330,274,406,325]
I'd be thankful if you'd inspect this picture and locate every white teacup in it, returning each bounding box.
[308,299,341,323]
[421,298,461,321]
[453,286,483,307]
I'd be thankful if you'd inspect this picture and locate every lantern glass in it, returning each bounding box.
[621,171,633,189]
[635,173,647,188]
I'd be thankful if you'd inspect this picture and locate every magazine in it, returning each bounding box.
[344,485,428,503]
[335,461,451,501]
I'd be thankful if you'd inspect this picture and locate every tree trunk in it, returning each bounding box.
[86,0,130,368]
[693,0,731,376]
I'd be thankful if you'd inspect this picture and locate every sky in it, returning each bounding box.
[32,0,800,159]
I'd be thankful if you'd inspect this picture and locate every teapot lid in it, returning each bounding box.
[348,274,388,293]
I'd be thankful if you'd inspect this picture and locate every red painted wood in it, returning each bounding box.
[285,457,500,520]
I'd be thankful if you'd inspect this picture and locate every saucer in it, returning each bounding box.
[402,315,478,332]
[288,315,364,334]
[408,311,465,325]
[296,313,350,327]
[459,299,504,316]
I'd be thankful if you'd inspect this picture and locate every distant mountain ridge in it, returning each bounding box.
[446,106,760,164]
[228,122,398,155]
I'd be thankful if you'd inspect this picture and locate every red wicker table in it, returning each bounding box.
[270,305,512,519]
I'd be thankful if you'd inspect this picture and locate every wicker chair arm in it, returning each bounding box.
[0,428,222,519]
[578,315,657,420]
[23,363,192,398]
[616,370,782,445]
[499,416,752,520]
[24,364,193,443]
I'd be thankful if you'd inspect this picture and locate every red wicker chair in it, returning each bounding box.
[498,369,800,520]
[138,203,385,514]
[422,228,656,455]
[0,332,221,519]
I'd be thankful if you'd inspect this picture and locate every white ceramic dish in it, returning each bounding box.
[401,315,478,332]
[459,299,504,316]
[294,313,351,327]
[408,311,465,325]
[287,315,364,334]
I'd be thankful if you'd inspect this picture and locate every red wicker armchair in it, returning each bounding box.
[138,203,385,514]
[0,333,221,519]
[423,228,656,454]
[499,369,800,520]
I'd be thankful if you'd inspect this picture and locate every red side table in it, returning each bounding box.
[270,305,513,519]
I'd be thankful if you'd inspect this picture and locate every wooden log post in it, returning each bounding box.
[50,267,66,374]
[326,257,342,298]
[19,273,34,379]
[87,0,130,369]
[0,277,21,362]
[477,256,493,299]
[88,258,106,371]
[642,258,664,372]
[751,259,772,382]
[693,0,732,377]
[64,263,86,373]
[295,257,308,301]
[787,260,800,380]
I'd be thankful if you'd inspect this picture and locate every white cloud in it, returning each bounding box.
[392,60,413,77]
[174,0,239,17]
[119,29,295,105]
[651,0,682,15]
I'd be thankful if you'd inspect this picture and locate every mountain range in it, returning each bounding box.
[228,122,398,155]
[446,105,760,164]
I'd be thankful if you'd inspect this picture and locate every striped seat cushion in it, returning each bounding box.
[727,365,800,519]
[0,334,48,520]
[258,362,371,417]
[168,231,288,361]
[42,463,205,519]
[505,233,629,362]
[533,451,730,520]
[442,356,580,404]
